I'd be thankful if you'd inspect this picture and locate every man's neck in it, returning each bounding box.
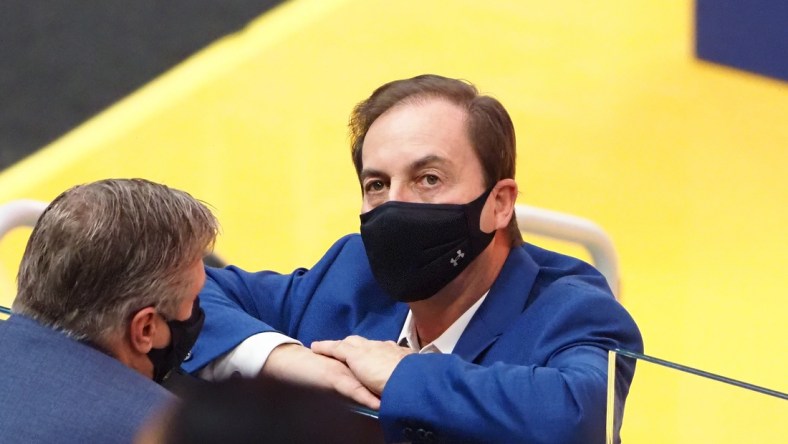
[409,235,511,346]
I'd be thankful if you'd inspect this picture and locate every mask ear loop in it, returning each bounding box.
[148,298,205,383]
[464,187,496,234]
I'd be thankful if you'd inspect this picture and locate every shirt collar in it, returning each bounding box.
[398,291,489,354]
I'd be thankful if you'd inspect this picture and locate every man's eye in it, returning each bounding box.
[423,175,439,186]
[364,180,385,193]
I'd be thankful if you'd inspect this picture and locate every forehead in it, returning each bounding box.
[361,98,479,170]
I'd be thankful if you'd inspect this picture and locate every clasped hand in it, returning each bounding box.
[312,335,414,397]
[261,337,414,411]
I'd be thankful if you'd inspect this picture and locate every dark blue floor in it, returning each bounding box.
[0,0,284,170]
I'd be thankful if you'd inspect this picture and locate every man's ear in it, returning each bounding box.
[128,307,159,354]
[492,178,518,230]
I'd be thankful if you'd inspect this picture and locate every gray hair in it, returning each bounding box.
[13,179,218,346]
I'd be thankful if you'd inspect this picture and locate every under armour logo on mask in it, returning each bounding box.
[449,250,465,267]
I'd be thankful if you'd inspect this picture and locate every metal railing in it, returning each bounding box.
[0,200,49,315]
[516,204,620,299]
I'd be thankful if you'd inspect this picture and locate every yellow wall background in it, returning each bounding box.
[1,0,785,441]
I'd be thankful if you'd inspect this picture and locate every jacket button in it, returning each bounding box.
[402,427,415,440]
[414,428,436,443]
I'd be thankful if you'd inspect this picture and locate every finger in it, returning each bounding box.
[310,339,339,353]
[311,340,351,362]
[335,373,381,410]
[343,335,367,346]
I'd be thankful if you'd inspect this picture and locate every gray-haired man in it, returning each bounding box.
[0,178,218,444]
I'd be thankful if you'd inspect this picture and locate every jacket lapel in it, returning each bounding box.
[354,300,410,341]
[453,246,539,362]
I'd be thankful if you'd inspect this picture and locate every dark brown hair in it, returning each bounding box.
[350,74,522,245]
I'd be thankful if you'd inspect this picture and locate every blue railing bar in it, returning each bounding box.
[615,348,787,401]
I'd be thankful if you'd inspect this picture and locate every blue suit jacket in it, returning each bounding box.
[0,315,173,443]
[186,234,643,443]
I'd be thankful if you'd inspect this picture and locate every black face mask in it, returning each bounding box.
[148,298,205,383]
[360,188,495,302]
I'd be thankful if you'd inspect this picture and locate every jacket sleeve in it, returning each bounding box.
[378,282,643,444]
[183,235,357,373]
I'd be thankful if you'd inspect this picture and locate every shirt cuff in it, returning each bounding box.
[197,332,301,381]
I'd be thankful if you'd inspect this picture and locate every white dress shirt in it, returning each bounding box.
[198,332,300,380]
[397,291,488,354]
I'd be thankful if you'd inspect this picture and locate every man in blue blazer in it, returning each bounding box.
[0,179,218,443]
[185,75,643,443]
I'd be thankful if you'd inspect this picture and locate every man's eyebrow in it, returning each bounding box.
[359,155,450,181]
[359,168,387,181]
[410,155,450,171]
